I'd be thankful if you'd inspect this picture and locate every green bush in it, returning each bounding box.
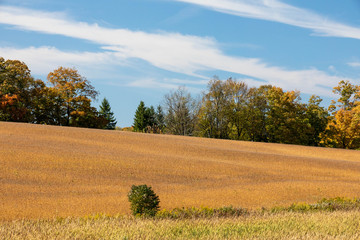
[128,184,160,217]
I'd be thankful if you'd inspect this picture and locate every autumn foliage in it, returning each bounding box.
[320,80,360,149]
[2,57,360,149]
[0,57,109,128]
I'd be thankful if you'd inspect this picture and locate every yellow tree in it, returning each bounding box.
[47,67,98,126]
[321,80,360,149]
[321,107,360,149]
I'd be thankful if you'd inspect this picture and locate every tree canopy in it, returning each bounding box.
[2,57,360,149]
[0,57,108,129]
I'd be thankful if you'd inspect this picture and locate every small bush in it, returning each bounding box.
[128,184,160,217]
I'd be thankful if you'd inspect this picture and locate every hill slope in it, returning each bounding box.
[1,122,360,220]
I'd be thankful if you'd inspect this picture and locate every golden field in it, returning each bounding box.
[1,121,360,220]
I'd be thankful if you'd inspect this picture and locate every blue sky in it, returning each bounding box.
[1,0,360,127]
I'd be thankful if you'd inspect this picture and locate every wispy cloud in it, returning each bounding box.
[127,78,186,90]
[348,62,360,68]
[0,46,127,78]
[175,0,360,40]
[0,6,346,95]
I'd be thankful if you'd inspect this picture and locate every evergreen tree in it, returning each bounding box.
[145,105,156,129]
[133,101,147,132]
[99,97,117,129]
[155,105,165,133]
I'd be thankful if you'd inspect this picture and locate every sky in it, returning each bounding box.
[1,0,360,127]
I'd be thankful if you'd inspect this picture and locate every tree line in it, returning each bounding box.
[1,57,359,149]
[133,77,360,150]
[0,57,116,129]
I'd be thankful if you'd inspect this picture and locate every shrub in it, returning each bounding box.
[128,184,160,217]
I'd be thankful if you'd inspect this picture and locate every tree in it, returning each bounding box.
[321,80,360,149]
[0,57,35,122]
[224,78,249,140]
[128,184,160,217]
[27,79,59,125]
[264,86,311,145]
[321,106,360,149]
[155,105,165,133]
[245,86,269,142]
[47,67,98,126]
[197,77,231,139]
[163,86,197,136]
[133,102,164,133]
[304,95,329,146]
[133,101,147,132]
[329,80,360,112]
[196,77,250,140]
[145,105,156,132]
[99,98,117,129]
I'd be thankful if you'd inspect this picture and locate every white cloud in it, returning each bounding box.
[127,78,185,90]
[175,0,360,40]
[0,46,127,78]
[0,6,347,95]
[348,62,360,68]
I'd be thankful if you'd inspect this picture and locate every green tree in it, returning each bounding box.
[155,105,165,133]
[99,98,117,129]
[133,101,147,132]
[304,95,329,146]
[225,78,249,140]
[145,105,156,132]
[28,79,59,125]
[128,184,160,217]
[197,77,231,139]
[245,86,269,142]
[264,86,311,145]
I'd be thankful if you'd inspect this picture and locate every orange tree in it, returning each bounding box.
[0,57,35,121]
[47,67,102,127]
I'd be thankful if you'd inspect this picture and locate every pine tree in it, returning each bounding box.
[155,105,165,133]
[145,106,156,129]
[99,98,117,129]
[133,101,147,132]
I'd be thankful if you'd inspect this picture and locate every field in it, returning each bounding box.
[1,121,360,221]
[2,211,360,239]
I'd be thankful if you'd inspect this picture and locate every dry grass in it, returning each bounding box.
[1,121,360,220]
[1,211,360,239]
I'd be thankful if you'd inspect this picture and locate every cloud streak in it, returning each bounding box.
[0,6,346,95]
[175,0,360,40]
[348,62,360,68]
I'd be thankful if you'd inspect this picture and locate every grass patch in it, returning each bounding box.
[1,198,360,239]
[156,206,248,219]
[270,197,360,213]
[1,210,360,239]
